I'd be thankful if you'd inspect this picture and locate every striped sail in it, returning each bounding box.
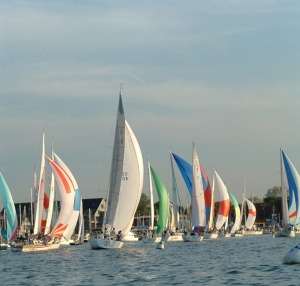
[191,143,206,232]
[244,198,256,229]
[105,94,144,236]
[282,150,300,225]
[150,166,169,235]
[46,156,76,237]
[54,153,80,241]
[0,173,18,243]
[227,190,241,233]
[172,152,211,225]
[214,170,230,230]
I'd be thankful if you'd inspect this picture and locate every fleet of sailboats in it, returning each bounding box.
[3,90,300,260]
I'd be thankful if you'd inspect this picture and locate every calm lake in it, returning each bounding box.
[1,235,300,285]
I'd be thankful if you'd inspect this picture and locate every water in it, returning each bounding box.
[1,235,300,285]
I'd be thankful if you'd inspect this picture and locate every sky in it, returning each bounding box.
[1,0,300,210]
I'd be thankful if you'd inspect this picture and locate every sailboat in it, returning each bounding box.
[172,152,212,233]
[0,173,18,250]
[182,143,205,242]
[213,170,231,238]
[162,152,184,242]
[11,153,78,252]
[70,199,85,245]
[227,190,243,237]
[242,198,262,235]
[142,155,161,243]
[150,166,169,242]
[275,149,296,237]
[89,90,144,249]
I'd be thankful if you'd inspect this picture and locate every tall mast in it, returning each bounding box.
[208,168,215,229]
[170,151,179,229]
[148,154,154,230]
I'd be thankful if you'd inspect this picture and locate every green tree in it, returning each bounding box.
[265,186,281,198]
[135,193,150,215]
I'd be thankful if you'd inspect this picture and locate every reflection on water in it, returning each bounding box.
[1,235,300,285]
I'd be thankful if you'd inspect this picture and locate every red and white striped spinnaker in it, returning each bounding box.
[214,170,230,230]
[46,156,76,238]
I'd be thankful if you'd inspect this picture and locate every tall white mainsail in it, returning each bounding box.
[281,149,289,224]
[105,94,144,236]
[34,131,46,234]
[45,139,56,235]
[191,143,206,231]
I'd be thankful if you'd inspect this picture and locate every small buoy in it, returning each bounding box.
[283,244,300,264]
[156,241,164,249]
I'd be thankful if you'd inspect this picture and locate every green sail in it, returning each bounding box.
[150,166,169,236]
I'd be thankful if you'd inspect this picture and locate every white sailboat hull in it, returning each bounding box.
[244,230,263,236]
[89,238,123,249]
[231,232,244,237]
[142,237,161,243]
[11,242,60,252]
[218,233,231,238]
[203,232,218,239]
[123,232,139,241]
[162,234,183,242]
[182,235,203,242]
[275,230,295,237]
[0,243,8,251]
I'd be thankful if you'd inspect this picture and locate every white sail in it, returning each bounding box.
[245,198,256,229]
[191,143,206,229]
[54,153,81,241]
[46,156,76,238]
[45,139,55,235]
[281,149,289,224]
[78,199,84,243]
[214,170,230,230]
[147,155,154,230]
[105,95,143,236]
[34,131,46,234]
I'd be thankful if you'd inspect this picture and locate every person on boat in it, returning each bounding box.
[110,228,116,239]
[99,231,104,240]
[42,236,48,245]
[116,231,123,241]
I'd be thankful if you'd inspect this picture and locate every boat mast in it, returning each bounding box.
[30,187,33,226]
[208,168,215,229]
[147,154,154,230]
[170,151,179,229]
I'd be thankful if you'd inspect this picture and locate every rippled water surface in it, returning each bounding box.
[2,235,300,285]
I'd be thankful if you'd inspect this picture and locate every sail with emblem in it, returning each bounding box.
[46,156,76,237]
[104,94,144,236]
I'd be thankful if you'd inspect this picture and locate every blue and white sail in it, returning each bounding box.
[0,173,18,243]
[281,150,300,226]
